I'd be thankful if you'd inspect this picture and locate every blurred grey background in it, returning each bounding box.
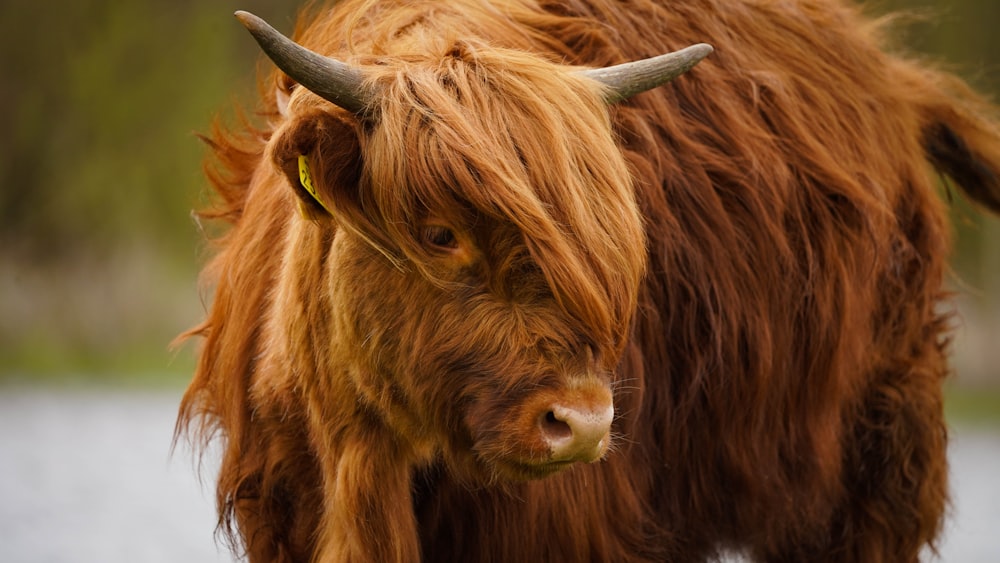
[0,1,997,562]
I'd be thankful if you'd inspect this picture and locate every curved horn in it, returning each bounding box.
[579,43,714,104]
[234,11,369,114]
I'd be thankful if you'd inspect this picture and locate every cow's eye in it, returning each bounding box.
[421,225,459,250]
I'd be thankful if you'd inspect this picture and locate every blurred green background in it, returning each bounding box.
[1,0,300,385]
[0,0,998,411]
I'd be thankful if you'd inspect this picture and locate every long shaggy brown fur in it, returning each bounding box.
[177,0,1000,561]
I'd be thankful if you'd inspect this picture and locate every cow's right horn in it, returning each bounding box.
[235,11,370,114]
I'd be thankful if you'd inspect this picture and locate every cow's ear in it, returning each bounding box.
[269,109,365,223]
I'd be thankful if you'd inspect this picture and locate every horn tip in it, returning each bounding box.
[234,10,262,31]
[684,43,714,62]
[694,43,714,56]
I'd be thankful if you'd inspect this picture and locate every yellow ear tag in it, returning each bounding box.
[297,155,334,219]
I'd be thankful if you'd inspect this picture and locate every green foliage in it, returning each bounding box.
[0,0,295,380]
[945,383,1000,426]
[1,0,292,263]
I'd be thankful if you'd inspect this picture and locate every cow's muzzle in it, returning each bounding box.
[539,402,614,463]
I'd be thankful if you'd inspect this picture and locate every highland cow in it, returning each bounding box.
[176,0,1000,561]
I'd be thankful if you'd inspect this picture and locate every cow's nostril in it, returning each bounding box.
[541,410,574,441]
[538,404,614,463]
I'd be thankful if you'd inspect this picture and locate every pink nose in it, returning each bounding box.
[539,403,614,463]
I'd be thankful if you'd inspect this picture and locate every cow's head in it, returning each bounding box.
[239,12,710,480]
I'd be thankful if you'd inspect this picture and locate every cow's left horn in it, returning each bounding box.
[579,43,714,104]
[235,11,370,114]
